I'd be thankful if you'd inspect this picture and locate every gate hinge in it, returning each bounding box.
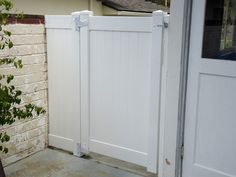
[152,11,169,28]
[73,16,89,31]
[164,14,169,28]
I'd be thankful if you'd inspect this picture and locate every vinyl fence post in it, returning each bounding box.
[71,11,82,156]
[71,10,93,156]
[148,10,165,173]
[79,10,93,155]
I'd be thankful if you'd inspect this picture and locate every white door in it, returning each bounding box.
[183,0,236,176]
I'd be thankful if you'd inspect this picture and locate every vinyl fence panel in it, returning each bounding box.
[46,11,169,173]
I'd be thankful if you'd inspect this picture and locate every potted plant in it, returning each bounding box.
[0,0,45,176]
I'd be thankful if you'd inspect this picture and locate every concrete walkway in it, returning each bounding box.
[4,149,147,177]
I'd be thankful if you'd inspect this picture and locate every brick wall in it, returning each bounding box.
[0,19,48,166]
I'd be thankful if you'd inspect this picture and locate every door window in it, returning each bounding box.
[202,0,236,60]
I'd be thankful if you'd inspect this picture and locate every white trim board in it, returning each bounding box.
[49,134,74,152]
[90,139,148,167]
[158,0,190,177]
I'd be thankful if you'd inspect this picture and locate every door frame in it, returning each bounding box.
[175,0,193,176]
[158,0,193,177]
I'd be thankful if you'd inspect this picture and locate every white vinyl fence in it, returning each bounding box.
[46,11,169,173]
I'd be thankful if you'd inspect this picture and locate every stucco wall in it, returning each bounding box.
[11,0,103,15]
[0,23,48,166]
[102,6,152,16]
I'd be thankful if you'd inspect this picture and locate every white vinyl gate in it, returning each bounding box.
[46,11,168,173]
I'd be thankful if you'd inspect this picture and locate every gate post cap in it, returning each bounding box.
[80,10,93,16]
[152,10,164,16]
[152,10,169,28]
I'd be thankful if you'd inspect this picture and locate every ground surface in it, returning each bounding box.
[4,149,154,177]
[89,152,156,177]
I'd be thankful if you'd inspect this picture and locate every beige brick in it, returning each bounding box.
[11,34,45,45]
[21,54,47,65]
[2,135,45,166]
[1,105,48,131]
[15,134,45,153]
[28,126,46,140]
[0,44,46,57]
[13,72,47,85]
[0,63,47,76]
[0,126,16,137]
[0,54,46,69]
[3,24,45,35]
[21,90,47,104]
[31,99,48,110]
[16,117,46,134]
[0,143,17,160]
[13,125,46,145]
[0,126,46,160]
[18,81,48,94]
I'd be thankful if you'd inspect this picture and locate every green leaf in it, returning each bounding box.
[3,147,8,153]
[8,41,13,48]
[15,90,22,97]
[7,74,14,83]
[3,30,11,36]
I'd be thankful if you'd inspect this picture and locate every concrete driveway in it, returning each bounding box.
[4,149,152,177]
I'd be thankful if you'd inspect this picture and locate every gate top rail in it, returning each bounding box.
[71,10,169,32]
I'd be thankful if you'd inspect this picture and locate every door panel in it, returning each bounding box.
[194,74,236,175]
[183,0,236,176]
